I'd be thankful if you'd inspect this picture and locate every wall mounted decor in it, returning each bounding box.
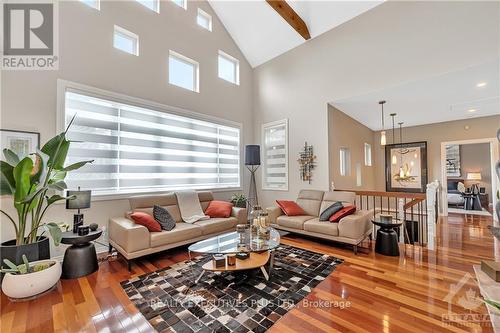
[445,144,461,177]
[0,129,39,158]
[385,141,428,193]
[298,142,316,184]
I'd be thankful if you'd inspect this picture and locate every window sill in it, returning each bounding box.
[54,186,242,204]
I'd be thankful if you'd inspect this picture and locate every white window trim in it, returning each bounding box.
[136,0,160,13]
[169,50,200,93]
[197,8,212,31]
[340,147,351,176]
[171,0,187,10]
[80,0,100,10]
[113,25,139,56]
[261,119,289,191]
[56,79,242,201]
[364,142,372,166]
[218,50,240,85]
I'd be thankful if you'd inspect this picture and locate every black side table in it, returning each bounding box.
[372,218,402,256]
[61,229,102,279]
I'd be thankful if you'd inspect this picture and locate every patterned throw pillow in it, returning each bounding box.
[319,202,344,221]
[153,205,176,231]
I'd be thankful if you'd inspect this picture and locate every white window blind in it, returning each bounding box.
[64,90,240,196]
[262,119,288,190]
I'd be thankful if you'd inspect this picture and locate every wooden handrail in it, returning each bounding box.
[404,198,425,210]
[335,189,426,200]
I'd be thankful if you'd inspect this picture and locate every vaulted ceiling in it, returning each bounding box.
[208,0,383,67]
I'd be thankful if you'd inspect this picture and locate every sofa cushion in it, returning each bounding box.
[194,217,238,235]
[150,223,202,247]
[276,200,306,216]
[276,215,315,229]
[205,200,233,218]
[130,212,161,232]
[303,218,339,236]
[329,205,357,222]
[153,205,176,231]
[296,190,324,216]
[321,191,355,213]
[319,202,344,221]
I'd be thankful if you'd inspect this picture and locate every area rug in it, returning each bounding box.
[121,245,342,333]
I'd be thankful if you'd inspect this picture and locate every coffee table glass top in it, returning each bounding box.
[188,227,280,254]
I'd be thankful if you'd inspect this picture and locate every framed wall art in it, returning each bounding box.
[385,141,428,193]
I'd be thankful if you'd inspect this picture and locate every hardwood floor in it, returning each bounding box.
[1,213,498,333]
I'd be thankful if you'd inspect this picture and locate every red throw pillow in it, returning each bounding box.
[276,200,306,216]
[130,212,161,232]
[329,205,356,223]
[205,200,233,218]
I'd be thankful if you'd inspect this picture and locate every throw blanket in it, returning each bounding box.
[175,191,209,223]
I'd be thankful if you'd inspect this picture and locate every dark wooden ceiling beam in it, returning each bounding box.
[266,0,311,40]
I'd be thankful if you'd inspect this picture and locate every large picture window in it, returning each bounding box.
[262,119,288,191]
[61,85,241,196]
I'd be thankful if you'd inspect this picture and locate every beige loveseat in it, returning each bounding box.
[108,191,246,269]
[267,190,373,254]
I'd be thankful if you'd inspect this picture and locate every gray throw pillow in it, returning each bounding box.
[319,202,344,221]
[153,205,176,231]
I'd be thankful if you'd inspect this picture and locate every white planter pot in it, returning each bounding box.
[1,260,61,299]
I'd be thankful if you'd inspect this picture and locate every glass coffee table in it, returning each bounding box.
[188,227,280,283]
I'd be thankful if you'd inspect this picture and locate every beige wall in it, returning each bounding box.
[450,143,493,202]
[328,105,375,190]
[0,1,253,256]
[253,1,498,208]
[372,116,500,192]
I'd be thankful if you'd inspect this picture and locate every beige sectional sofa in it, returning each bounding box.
[108,191,246,269]
[267,190,373,253]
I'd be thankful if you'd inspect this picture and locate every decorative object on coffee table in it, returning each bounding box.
[66,187,92,233]
[298,141,316,183]
[121,244,342,333]
[89,223,98,231]
[61,228,102,279]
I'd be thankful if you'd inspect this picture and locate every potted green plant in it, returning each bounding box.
[231,193,247,208]
[1,255,61,299]
[0,118,93,265]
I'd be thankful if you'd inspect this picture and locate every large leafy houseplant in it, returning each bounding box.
[0,118,93,246]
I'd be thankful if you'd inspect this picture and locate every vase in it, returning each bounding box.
[0,237,50,266]
[1,259,61,299]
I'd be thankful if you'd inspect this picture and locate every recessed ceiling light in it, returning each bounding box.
[468,109,477,113]
[476,82,487,88]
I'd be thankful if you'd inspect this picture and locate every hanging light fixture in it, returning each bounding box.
[379,101,387,145]
[390,113,397,164]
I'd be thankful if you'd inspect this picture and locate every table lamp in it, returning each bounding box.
[66,187,91,233]
[245,145,260,212]
[466,172,482,194]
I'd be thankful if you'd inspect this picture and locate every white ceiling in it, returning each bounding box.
[208,0,382,67]
[331,60,500,130]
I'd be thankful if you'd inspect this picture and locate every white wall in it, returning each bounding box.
[0,0,253,256]
[253,1,499,208]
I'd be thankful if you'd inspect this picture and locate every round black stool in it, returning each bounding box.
[61,229,102,279]
[372,219,402,256]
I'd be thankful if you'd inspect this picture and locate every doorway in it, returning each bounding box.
[440,138,498,220]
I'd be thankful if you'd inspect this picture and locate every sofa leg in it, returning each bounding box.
[108,243,113,254]
[353,245,358,255]
[126,259,132,272]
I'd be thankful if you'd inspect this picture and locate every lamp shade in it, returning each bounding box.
[66,190,92,210]
[466,172,482,181]
[245,145,261,166]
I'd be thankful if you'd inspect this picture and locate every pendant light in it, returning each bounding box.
[379,101,387,145]
[390,113,397,164]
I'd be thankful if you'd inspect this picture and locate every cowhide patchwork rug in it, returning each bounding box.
[121,244,342,333]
